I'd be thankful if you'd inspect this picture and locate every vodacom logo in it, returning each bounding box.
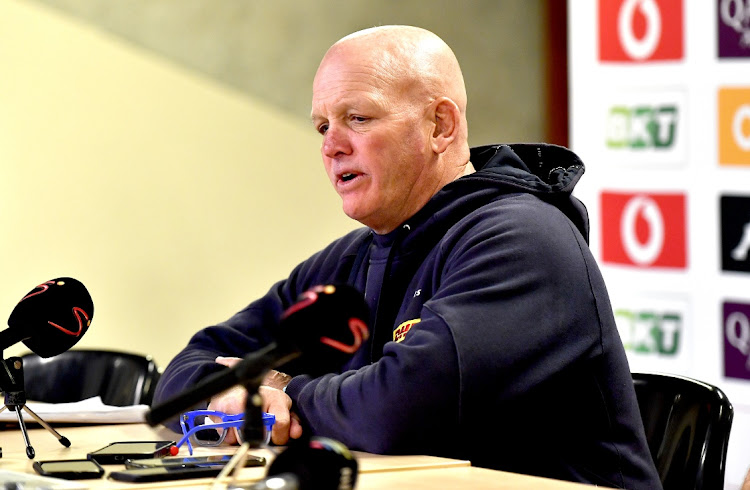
[599,0,683,62]
[621,195,664,265]
[618,0,662,60]
[600,190,686,268]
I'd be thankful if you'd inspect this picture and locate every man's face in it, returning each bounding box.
[311,48,436,234]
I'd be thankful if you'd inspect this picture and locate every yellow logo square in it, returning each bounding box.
[718,87,750,166]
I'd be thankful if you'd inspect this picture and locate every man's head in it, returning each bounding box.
[311,25,472,234]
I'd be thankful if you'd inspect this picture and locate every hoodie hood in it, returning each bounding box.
[471,143,584,195]
[468,143,589,241]
[396,143,590,246]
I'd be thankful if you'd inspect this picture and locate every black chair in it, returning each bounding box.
[20,349,160,406]
[632,372,733,490]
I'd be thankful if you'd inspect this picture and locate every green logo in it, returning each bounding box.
[606,105,678,149]
[614,309,681,355]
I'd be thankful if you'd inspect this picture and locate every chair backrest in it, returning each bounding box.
[21,349,160,406]
[632,372,733,490]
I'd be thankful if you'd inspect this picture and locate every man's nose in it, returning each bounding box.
[322,125,351,158]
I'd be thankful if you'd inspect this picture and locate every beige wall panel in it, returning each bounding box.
[0,0,357,368]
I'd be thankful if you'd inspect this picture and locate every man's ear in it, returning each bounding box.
[431,97,461,154]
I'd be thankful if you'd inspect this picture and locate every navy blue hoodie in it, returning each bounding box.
[154,144,662,489]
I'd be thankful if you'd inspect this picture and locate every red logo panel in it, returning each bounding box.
[600,191,687,268]
[599,0,684,61]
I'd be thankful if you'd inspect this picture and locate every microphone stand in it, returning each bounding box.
[243,380,267,448]
[212,379,269,490]
[0,356,71,459]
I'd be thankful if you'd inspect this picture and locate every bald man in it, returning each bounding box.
[154,26,662,488]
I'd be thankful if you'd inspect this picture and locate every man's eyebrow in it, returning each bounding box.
[310,95,386,128]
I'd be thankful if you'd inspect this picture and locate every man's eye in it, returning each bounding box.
[352,116,368,123]
[317,124,328,135]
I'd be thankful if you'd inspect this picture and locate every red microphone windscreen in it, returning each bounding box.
[279,284,369,374]
[7,277,93,358]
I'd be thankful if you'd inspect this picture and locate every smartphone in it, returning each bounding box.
[87,440,175,464]
[33,459,105,480]
[125,454,266,469]
[108,465,227,482]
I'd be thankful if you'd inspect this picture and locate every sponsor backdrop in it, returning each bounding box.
[568,1,750,488]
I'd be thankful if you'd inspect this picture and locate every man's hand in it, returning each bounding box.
[208,357,303,445]
[258,385,304,444]
[206,383,247,445]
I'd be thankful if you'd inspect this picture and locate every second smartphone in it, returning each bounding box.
[125,454,266,469]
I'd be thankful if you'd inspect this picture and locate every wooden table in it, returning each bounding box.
[0,423,596,488]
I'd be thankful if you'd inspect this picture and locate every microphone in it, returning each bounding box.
[241,437,358,490]
[147,283,369,426]
[1,277,93,357]
[278,284,369,366]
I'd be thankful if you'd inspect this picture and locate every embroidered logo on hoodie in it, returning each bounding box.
[393,319,421,343]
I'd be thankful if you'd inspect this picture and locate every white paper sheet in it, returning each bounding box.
[0,396,148,424]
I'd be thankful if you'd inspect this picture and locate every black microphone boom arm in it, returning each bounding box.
[0,328,30,353]
[146,342,301,427]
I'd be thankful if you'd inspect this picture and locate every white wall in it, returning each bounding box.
[568,1,750,488]
[0,0,357,368]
